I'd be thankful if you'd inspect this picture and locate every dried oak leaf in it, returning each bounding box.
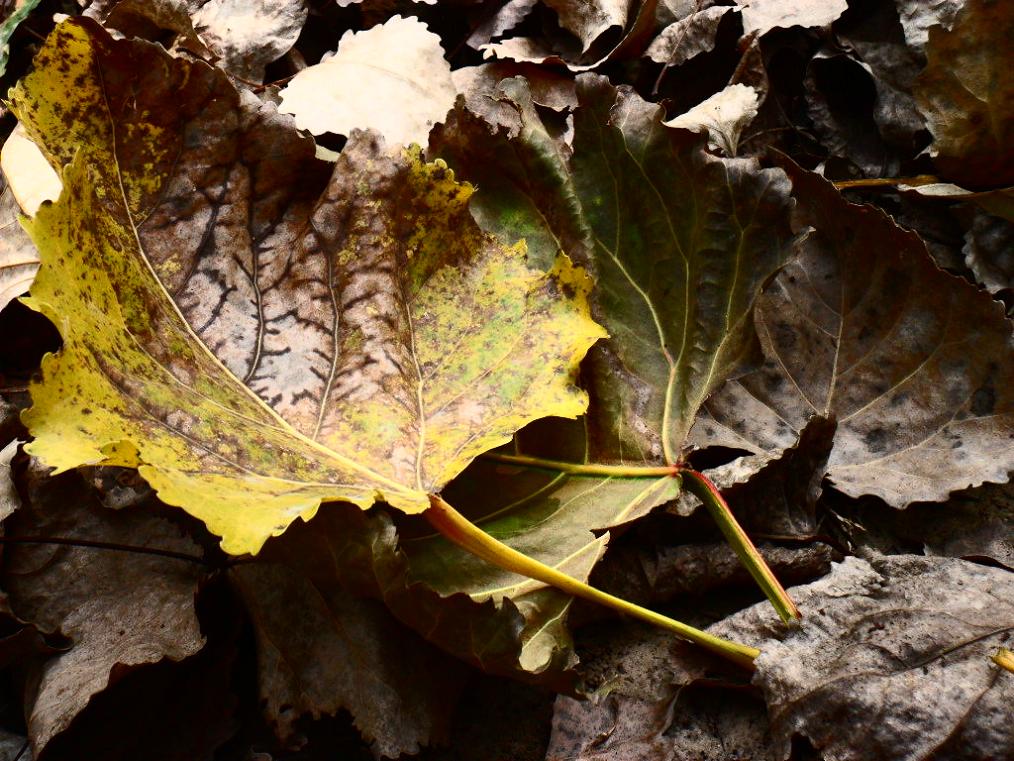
[279,16,457,148]
[692,158,1014,506]
[83,0,307,82]
[914,0,1014,188]
[3,463,207,757]
[11,19,603,555]
[706,554,1014,761]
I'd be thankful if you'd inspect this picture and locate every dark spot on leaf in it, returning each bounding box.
[863,427,888,454]
[970,385,995,416]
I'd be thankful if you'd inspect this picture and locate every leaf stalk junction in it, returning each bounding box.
[424,451,804,669]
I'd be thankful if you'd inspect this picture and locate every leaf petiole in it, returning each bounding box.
[678,469,801,622]
[482,452,677,478]
[425,494,760,670]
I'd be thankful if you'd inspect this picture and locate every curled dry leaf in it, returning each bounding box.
[736,0,848,37]
[279,15,457,148]
[894,0,965,50]
[693,158,1014,507]
[12,19,603,554]
[0,439,19,521]
[914,0,1014,188]
[964,210,1014,294]
[85,0,307,82]
[664,83,760,156]
[3,465,206,757]
[645,5,733,66]
[707,554,1014,761]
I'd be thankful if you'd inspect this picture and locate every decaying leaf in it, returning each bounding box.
[664,83,760,156]
[964,210,1014,294]
[914,0,1014,188]
[0,125,61,217]
[894,0,965,50]
[736,0,847,37]
[279,15,457,147]
[645,5,733,66]
[230,560,465,757]
[84,0,307,81]
[0,170,38,314]
[706,554,1014,761]
[693,159,1014,506]
[466,0,539,49]
[0,439,19,521]
[3,463,206,756]
[12,19,603,555]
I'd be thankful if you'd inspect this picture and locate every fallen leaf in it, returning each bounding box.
[914,0,1014,188]
[664,83,760,156]
[736,0,847,37]
[479,0,658,72]
[706,554,1014,761]
[693,158,1014,506]
[645,5,733,66]
[541,0,629,54]
[964,210,1014,294]
[452,62,577,133]
[3,463,207,757]
[466,0,539,48]
[12,19,603,554]
[85,0,307,82]
[0,439,19,521]
[229,560,466,757]
[279,16,457,147]
[0,125,61,215]
[894,0,965,50]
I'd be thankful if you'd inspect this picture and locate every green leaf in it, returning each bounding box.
[11,19,604,555]
[915,0,1014,188]
[433,74,797,464]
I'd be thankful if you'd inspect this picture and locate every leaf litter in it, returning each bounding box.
[0,0,1011,758]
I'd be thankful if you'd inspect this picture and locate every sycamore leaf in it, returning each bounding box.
[11,19,603,555]
[705,555,1014,761]
[84,0,307,82]
[914,0,1014,188]
[692,159,1014,506]
[279,16,457,148]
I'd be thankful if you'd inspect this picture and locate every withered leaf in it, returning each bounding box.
[12,20,602,555]
[693,158,1014,506]
[706,554,1014,761]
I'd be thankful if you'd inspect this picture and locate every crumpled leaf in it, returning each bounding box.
[645,5,733,66]
[664,83,760,156]
[693,158,1014,506]
[894,0,965,50]
[279,15,456,148]
[452,62,576,134]
[736,0,847,37]
[914,0,1014,188]
[466,0,539,49]
[3,463,207,757]
[229,559,466,757]
[84,0,307,82]
[0,439,19,521]
[704,554,1014,761]
[541,0,629,53]
[0,172,37,315]
[479,0,658,72]
[0,0,42,77]
[964,210,1014,294]
[12,19,604,555]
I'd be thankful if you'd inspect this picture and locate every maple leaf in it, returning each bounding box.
[11,19,604,555]
[279,15,457,148]
[692,159,1014,506]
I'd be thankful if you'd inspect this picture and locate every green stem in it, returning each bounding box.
[425,494,760,670]
[678,469,800,622]
[482,452,677,478]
